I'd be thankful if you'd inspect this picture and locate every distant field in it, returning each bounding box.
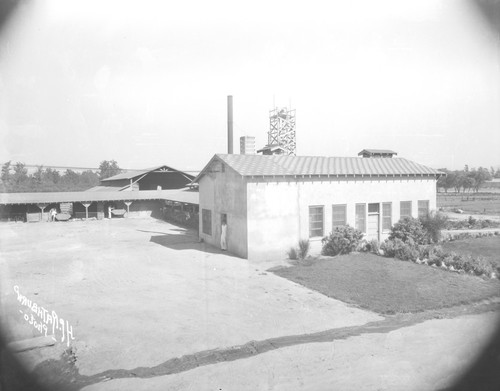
[437,192,500,215]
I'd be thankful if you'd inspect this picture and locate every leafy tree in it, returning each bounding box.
[431,165,495,194]
[437,169,448,191]
[469,167,492,192]
[42,168,60,186]
[0,162,101,192]
[33,165,44,184]
[449,171,462,193]
[12,162,28,186]
[80,170,100,188]
[461,176,475,193]
[437,169,455,193]
[59,169,80,191]
[1,161,11,185]
[98,160,121,180]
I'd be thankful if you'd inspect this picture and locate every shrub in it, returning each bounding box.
[321,225,364,256]
[427,245,445,266]
[417,243,430,260]
[470,256,495,276]
[389,217,428,245]
[298,239,310,260]
[356,240,369,253]
[287,247,298,260]
[393,238,420,262]
[420,211,448,243]
[380,239,396,257]
[381,236,499,279]
[380,238,419,262]
[367,239,380,255]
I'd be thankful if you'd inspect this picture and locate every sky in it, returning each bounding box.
[0,0,499,172]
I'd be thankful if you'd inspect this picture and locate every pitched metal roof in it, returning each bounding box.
[101,165,195,182]
[0,189,198,205]
[194,154,442,182]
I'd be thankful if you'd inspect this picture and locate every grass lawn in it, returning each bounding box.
[441,236,500,267]
[273,253,500,315]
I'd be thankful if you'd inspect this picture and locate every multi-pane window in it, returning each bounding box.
[309,206,324,237]
[332,204,347,228]
[400,201,412,219]
[202,209,212,235]
[418,200,430,218]
[382,202,392,231]
[355,203,366,233]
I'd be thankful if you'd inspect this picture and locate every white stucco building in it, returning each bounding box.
[194,153,443,260]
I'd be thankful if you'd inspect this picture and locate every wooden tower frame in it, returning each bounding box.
[268,107,296,156]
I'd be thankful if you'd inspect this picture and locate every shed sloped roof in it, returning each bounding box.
[0,189,199,205]
[86,185,124,192]
[101,165,195,182]
[194,154,442,182]
[256,144,286,153]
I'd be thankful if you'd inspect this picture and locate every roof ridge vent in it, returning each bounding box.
[358,149,397,158]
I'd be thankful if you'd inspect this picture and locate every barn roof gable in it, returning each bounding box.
[101,165,195,182]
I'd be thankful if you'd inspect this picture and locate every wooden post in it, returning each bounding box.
[81,202,92,219]
[124,201,132,217]
[96,202,105,220]
[36,203,48,222]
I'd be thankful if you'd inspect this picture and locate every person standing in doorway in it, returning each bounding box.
[221,217,227,251]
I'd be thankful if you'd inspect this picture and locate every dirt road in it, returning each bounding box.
[81,310,500,391]
[0,219,379,381]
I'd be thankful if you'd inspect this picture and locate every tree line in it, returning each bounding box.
[437,166,497,193]
[0,160,122,193]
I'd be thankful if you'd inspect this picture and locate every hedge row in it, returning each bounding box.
[441,231,499,242]
[445,216,500,230]
[379,238,499,279]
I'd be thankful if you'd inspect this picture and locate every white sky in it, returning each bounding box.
[0,0,499,171]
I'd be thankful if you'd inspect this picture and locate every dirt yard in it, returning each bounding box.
[1,218,499,390]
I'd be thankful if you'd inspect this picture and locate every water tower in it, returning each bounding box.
[268,107,296,156]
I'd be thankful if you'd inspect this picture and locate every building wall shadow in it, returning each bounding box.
[149,230,224,254]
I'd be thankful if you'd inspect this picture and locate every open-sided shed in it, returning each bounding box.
[0,189,198,222]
